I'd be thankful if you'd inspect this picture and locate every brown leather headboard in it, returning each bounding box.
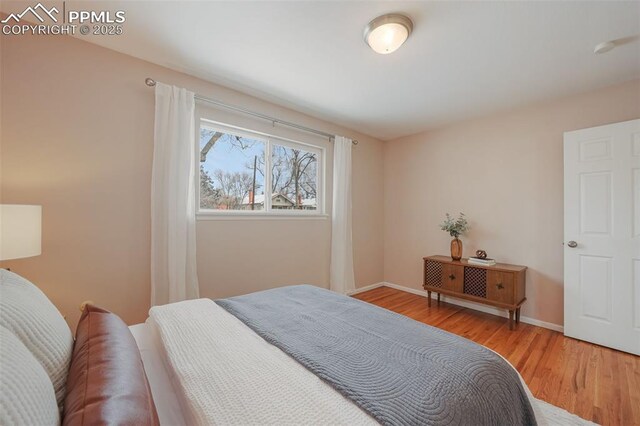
[63,305,159,426]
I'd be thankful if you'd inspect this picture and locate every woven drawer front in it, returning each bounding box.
[425,261,443,287]
[464,267,487,298]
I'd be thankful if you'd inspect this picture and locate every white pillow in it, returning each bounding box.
[0,326,60,425]
[0,270,73,410]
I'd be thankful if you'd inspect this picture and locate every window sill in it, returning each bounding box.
[196,212,330,221]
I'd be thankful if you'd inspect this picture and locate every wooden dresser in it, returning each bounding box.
[423,255,527,329]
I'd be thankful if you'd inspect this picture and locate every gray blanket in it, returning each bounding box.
[216,285,537,426]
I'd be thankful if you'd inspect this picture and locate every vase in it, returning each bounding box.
[450,238,462,261]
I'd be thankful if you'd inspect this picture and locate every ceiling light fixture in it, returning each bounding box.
[364,14,413,55]
[594,41,616,54]
[594,35,640,54]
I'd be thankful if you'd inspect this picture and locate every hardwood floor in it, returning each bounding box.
[352,286,640,426]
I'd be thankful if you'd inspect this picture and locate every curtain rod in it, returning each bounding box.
[145,78,358,145]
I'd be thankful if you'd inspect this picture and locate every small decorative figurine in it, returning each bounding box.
[475,250,487,259]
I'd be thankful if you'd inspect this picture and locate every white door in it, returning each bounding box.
[564,118,640,355]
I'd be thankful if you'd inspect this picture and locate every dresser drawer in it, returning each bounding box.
[486,270,515,304]
[441,264,464,293]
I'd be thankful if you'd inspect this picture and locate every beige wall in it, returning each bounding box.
[383,79,640,326]
[3,23,638,332]
[0,31,385,327]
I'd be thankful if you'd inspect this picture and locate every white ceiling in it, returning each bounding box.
[15,1,640,140]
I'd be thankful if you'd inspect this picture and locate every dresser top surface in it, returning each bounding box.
[424,255,527,272]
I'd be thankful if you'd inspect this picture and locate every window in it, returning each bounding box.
[198,120,324,215]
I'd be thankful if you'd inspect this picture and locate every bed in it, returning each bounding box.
[129,285,545,426]
[2,269,582,425]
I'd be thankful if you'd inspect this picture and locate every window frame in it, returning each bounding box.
[196,118,327,219]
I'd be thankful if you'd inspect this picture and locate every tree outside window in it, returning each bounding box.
[198,124,322,213]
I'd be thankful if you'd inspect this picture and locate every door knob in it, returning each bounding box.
[567,241,578,248]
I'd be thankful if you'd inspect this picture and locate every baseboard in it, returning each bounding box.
[348,282,385,295]
[351,281,564,333]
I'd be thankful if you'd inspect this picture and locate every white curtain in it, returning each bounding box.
[151,83,200,306]
[330,136,356,294]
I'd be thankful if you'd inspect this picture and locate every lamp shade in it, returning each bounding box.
[0,205,42,261]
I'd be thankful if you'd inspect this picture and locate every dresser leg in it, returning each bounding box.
[427,291,432,307]
[509,310,514,330]
[437,293,441,305]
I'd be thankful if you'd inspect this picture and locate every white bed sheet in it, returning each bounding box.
[130,322,188,426]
